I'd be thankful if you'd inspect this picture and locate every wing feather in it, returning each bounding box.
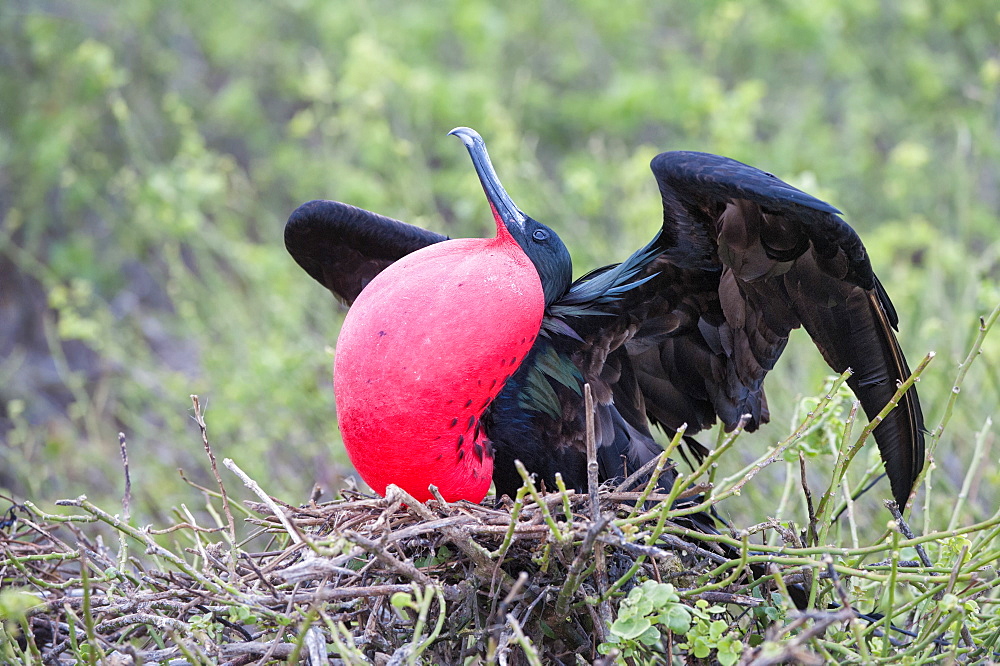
[284,200,446,304]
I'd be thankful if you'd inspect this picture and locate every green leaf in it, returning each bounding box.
[709,619,728,640]
[611,615,652,640]
[645,582,679,607]
[717,636,743,666]
[637,625,661,646]
[0,589,41,621]
[693,636,712,658]
[616,604,637,621]
[634,598,654,617]
[718,644,741,666]
[663,604,692,634]
[390,592,413,614]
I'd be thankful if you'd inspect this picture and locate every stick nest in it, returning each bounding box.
[4,352,999,664]
[1,477,789,665]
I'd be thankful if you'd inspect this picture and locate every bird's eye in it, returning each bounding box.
[532,229,549,241]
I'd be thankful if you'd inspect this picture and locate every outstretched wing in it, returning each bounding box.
[284,200,447,304]
[494,151,924,510]
[629,151,924,507]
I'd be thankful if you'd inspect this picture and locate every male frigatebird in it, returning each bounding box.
[285,127,924,511]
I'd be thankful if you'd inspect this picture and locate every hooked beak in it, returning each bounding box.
[449,127,527,234]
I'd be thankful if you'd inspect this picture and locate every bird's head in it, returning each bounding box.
[450,127,572,306]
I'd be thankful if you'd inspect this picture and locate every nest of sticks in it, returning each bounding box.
[10,374,991,664]
[6,356,1000,664]
[1,456,800,666]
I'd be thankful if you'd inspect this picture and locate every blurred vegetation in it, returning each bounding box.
[1,0,999,535]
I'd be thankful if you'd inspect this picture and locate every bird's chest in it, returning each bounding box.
[333,238,545,502]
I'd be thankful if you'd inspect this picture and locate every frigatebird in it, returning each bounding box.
[285,127,924,511]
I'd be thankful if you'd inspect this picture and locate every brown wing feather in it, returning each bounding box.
[783,260,925,500]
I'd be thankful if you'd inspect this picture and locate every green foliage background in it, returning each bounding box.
[2,1,999,528]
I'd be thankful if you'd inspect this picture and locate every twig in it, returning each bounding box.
[192,396,236,546]
[305,625,329,666]
[690,590,762,606]
[117,433,131,575]
[506,613,543,666]
[601,526,728,565]
[342,530,433,587]
[625,428,686,522]
[554,513,611,617]
[119,433,131,525]
[742,607,855,665]
[823,554,869,661]
[223,458,308,548]
[494,571,529,625]
[799,454,818,547]
[94,613,189,634]
[388,485,505,583]
[948,417,992,532]
[884,500,932,567]
[928,304,1000,453]
[614,450,676,493]
[514,461,567,544]
[52,497,233,596]
[584,383,599,521]
[584,383,612,641]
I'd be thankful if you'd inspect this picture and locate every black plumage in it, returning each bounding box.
[284,139,924,511]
